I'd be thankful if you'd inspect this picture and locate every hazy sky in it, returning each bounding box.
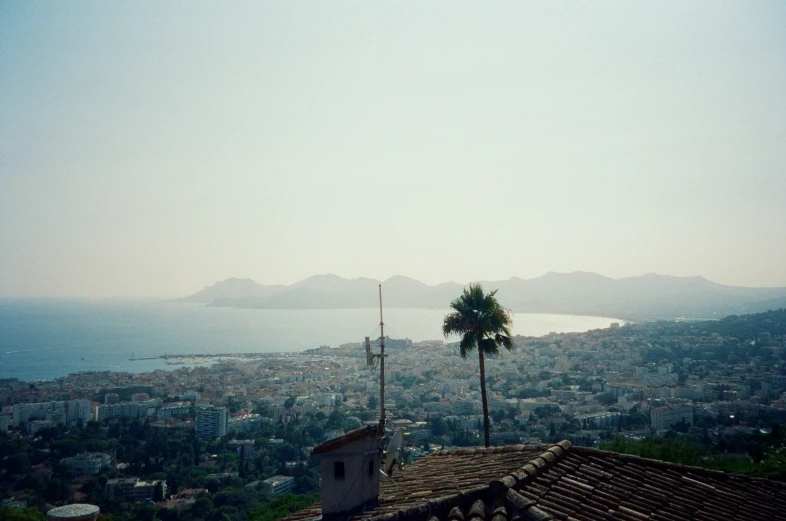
[1,2,785,298]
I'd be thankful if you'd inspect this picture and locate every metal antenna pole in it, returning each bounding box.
[379,284,385,426]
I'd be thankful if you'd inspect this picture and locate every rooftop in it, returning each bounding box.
[283,441,786,521]
[46,504,100,519]
[264,475,295,485]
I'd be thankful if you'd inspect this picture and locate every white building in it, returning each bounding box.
[313,393,341,407]
[651,405,694,431]
[157,404,190,420]
[61,453,112,475]
[553,390,576,402]
[67,399,93,424]
[13,401,66,427]
[228,414,264,433]
[105,478,166,501]
[576,411,621,429]
[438,379,466,395]
[196,406,228,439]
[451,398,478,415]
[12,399,90,427]
[486,398,506,412]
[263,475,295,497]
[95,400,160,422]
[27,420,56,434]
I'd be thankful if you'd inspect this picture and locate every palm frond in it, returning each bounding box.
[479,337,500,356]
[494,331,514,351]
[458,332,477,359]
[442,312,471,337]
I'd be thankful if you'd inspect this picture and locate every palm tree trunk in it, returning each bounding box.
[478,347,490,447]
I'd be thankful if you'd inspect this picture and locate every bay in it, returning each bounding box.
[0,299,623,382]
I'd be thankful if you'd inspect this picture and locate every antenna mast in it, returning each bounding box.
[378,284,386,426]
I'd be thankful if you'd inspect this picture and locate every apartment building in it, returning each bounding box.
[263,475,295,497]
[196,406,228,439]
[61,452,112,475]
[95,399,160,422]
[651,405,694,431]
[105,478,166,501]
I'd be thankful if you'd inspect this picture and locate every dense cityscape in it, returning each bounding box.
[1,308,785,521]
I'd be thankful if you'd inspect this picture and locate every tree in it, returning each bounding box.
[443,283,513,447]
[325,410,346,431]
[429,417,449,437]
[0,507,46,521]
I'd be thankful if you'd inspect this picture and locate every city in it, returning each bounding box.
[2,308,785,520]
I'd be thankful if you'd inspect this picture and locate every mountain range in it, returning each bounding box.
[175,272,786,320]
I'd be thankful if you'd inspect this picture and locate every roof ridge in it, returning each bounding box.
[430,442,570,458]
[573,446,786,490]
[491,440,572,491]
[363,443,571,521]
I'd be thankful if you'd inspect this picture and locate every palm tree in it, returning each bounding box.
[443,283,513,447]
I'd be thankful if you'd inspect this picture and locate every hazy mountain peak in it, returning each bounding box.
[176,277,282,303]
[178,272,786,319]
[216,277,257,285]
[384,275,429,287]
[530,271,607,283]
[290,273,345,287]
[538,271,613,279]
[537,271,576,279]
[298,273,345,282]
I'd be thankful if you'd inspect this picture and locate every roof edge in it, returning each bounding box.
[573,446,786,490]
[311,424,380,456]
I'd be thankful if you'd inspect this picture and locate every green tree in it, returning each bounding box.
[429,417,449,437]
[325,410,346,431]
[190,496,215,518]
[443,283,513,447]
[0,507,46,521]
[250,494,318,521]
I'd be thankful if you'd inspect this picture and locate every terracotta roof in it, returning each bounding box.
[282,441,786,521]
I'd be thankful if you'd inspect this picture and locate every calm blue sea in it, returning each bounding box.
[0,300,622,382]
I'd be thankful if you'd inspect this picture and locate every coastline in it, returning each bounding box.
[0,302,624,382]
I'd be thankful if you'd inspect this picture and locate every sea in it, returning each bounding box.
[0,299,623,382]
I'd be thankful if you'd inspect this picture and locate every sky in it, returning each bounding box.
[1,2,785,298]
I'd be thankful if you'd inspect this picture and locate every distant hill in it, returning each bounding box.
[174,273,786,320]
[175,277,286,303]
